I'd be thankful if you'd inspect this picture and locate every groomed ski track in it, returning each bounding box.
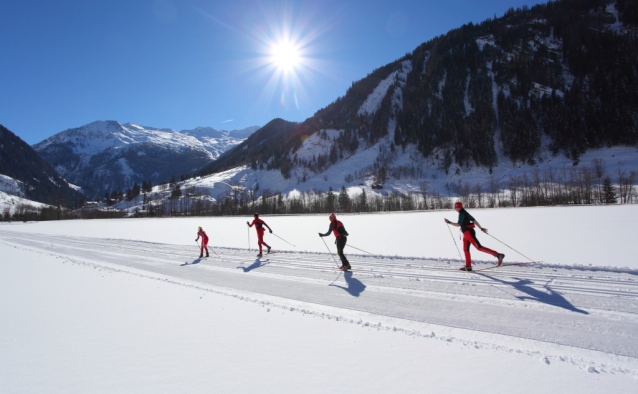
[2,229,637,373]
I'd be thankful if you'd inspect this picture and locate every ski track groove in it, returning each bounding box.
[2,230,638,361]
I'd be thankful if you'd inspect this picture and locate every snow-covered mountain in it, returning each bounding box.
[178,125,259,158]
[33,121,259,198]
[186,0,637,206]
[0,125,85,208]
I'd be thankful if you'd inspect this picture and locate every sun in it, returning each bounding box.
[270,41,300,71]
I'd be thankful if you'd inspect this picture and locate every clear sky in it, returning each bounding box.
[0,0,545,144]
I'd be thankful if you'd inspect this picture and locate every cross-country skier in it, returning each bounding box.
[247,213,272,257]
[319,212,351,271]
[444,202,504,271]
[196,226,209,258]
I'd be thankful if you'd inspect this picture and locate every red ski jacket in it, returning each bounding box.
[196,230,208,243]
[249,218,271,233]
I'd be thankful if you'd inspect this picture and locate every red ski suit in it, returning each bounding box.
[248,218,271,253]
[196,230,209,255]
[457,209,499,267]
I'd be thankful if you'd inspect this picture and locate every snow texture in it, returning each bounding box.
[0,174,24,197]
[357,68,399,116]
[1,205,637,392]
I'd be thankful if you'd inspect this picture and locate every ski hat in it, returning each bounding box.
[254,213,259,217]
[329,212,336,220]
[454,201,463,209]
[198,226,202,231]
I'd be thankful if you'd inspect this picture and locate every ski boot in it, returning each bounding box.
[267,246,271,254]
[497,254,505,266]
[459,266,473,271]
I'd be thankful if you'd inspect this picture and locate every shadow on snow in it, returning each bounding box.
[480,273,589,314]
[330,271,366,297]
[237,258,269,273]
[181,258,202,266]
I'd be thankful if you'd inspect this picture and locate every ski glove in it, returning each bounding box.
[269,229,272,233]
[481,228,488,233]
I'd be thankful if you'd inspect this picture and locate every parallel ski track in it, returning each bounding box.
[4,230,638,359]
[9,232,638,299]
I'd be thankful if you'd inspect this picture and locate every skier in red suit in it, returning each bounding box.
[444,202,504,271]
[247,213,272,257]
[195,226,209,258]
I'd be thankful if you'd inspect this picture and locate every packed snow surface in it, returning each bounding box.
[1,205,637,393]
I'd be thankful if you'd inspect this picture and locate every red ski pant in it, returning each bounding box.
[200,239,209,254]
[256,230,269,252]
[462,229,498,267]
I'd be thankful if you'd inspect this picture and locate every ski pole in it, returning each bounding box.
[320,236,340,268]
[208,245,220,257]
[346,243,375,255]
[484,232,538,264]
[247,226,250,251]
[270,232,296,247]
[446,222,463,261]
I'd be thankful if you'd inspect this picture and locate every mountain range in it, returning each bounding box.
[3,0,637,212]
[33,121,258,198]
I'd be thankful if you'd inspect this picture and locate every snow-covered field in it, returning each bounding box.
[1,205,637,393]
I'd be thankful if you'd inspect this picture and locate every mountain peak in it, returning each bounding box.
[33,121,260,198]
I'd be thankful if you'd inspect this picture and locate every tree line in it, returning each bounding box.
[2,162,634,222]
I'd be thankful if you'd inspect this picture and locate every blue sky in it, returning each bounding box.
[0,0,544,144]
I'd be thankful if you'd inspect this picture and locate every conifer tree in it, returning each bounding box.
[602,176,617,204]
[326,187,336,213]
[338,186,351,213]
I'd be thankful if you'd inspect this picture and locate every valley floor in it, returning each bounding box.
[1,209,637,392]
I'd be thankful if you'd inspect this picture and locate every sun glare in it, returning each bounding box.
[270,41,300,71]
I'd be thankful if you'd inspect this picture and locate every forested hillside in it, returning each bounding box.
[204,0,638,178]
[397,0,638,170]
[0,125,85,207]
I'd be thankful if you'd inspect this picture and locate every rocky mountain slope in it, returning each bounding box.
[33,121,258,199]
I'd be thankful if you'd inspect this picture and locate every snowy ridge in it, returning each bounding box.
[33,120,249,160]
[32,121,259,197]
